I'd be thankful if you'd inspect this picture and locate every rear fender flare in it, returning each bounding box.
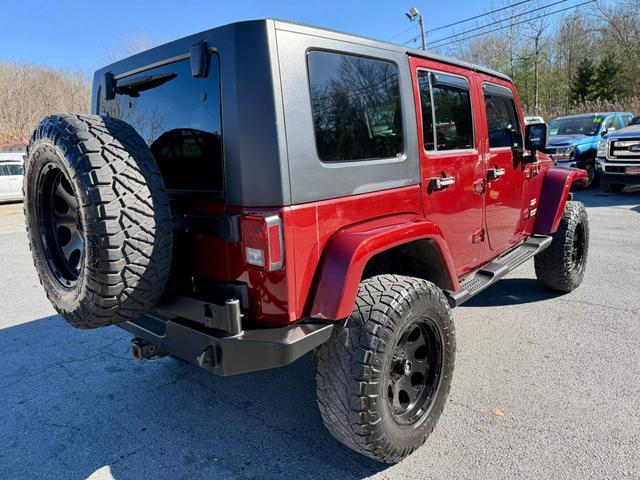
[533,166,588,235]
[307,214,457,320]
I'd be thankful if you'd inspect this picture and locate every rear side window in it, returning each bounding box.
[0,165,8,176]
[484,86,521,149]
[7,164,23,175]
[622,114,633,126]
[100,55,223,193]
[418,71,474,152]
[308,51,404,162]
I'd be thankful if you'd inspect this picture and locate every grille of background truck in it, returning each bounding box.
[607,138,640,164]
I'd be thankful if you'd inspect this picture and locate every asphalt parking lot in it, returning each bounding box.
[0,188,639,480]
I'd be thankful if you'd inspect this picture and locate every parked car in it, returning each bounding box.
[596,123,640,192]
[0,151,26,163]
[0,161,24,202]
[525,115,545,124]
[22,19,589,464]
[545,112,631,187]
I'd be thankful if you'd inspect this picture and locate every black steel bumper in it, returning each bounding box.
[118,295,334,376]
[597,172,640,186]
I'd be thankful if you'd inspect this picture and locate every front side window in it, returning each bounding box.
[418,71,474,152]
[484,90,521,149]
[308,51,404,162]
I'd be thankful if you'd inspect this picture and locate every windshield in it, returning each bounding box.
[548,116,602,136]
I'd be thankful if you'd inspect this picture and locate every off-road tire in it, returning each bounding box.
[315,275,455,464]
[534,200,589,293]
[24,114,173,328]
[601,180,625,193]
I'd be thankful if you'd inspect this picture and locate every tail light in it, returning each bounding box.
[240,214,284,271]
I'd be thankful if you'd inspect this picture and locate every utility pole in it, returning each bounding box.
[406,7,426,50]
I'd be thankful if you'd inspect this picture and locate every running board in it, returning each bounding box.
[446,235,552,307]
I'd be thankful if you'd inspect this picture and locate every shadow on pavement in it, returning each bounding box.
[463,278,562,308]
[0,316,386,480]
[573,186,640,210]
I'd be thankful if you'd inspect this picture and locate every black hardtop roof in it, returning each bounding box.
[100,18,512,83]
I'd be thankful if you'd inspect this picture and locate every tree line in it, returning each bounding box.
[442,0,640,120]
[0,33,156,146]
[1,1,638,146]
[0,63,90,145]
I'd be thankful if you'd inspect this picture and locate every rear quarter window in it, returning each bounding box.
[307,51,404,162]
[100,55,223,193]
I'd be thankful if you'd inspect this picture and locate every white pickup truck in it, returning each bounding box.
[596,124,640,192]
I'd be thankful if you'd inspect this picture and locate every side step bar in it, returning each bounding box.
[119,315,334,376]
[446,235,552,307]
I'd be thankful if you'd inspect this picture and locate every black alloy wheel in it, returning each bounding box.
[37,163,84,287]
[387,320,443,425]
[315,275,455,463]
[534,200,589,293]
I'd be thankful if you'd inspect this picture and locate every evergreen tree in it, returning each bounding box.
[570,59,596,103]
[594,54,622,101]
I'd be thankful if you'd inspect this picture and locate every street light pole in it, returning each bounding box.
[419,13,426,50]
[406,7,426,50]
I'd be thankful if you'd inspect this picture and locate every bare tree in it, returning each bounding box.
[0,62,91,144]
[103,31,168,63]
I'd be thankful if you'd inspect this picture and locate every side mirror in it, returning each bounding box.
[525,122,547,153]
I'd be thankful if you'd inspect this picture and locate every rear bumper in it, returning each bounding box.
[119,312,333,376]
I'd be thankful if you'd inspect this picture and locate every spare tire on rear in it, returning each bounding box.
[24,114,173,328]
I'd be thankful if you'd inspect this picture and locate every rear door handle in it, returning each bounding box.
[487,168,506,181]
[430,176,456,191]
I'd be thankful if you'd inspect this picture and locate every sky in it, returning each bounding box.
[0,0,494,71]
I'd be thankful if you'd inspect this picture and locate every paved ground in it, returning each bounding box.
[0,189,639,480]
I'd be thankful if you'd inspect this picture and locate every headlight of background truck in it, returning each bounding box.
[554,146,576,161]
[597,138,607,158]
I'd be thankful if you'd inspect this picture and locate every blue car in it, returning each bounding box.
[545,112,634,187]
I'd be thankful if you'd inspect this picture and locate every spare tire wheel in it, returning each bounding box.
[24,114,173,328]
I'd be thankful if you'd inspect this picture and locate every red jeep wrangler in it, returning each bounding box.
[23,20,589,463]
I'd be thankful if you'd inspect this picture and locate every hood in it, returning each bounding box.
[609,125,640,139]
[547,134,596,148]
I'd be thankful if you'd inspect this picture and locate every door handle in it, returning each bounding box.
[430,176,456,191]
[487,168,506,181]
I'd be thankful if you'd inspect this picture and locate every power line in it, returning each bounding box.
[427,0,535,34]
[427,0,571,45]
[388,22,420,41]
[388,0,535,44]
[428,0,596,49]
